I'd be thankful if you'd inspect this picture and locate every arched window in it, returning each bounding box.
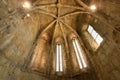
[56,44,63,72]
[72,39,87,69]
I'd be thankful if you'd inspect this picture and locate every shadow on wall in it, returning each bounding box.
[112,30,120,49]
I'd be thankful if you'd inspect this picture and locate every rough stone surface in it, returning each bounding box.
[0,0,120,80]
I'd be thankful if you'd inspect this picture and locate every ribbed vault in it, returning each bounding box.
[0,0,120,80]
[21,0,97,78]
[0,0,105,79]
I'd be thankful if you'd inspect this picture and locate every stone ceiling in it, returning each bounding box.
[0,0,120,78]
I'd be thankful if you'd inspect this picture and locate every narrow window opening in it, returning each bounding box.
[56,44,59,72]
[72,39,87,69]
[88,25,93,33]
[56,44,63,72]
[88,25,103,46]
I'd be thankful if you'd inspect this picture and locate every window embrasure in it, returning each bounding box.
[88,25,103,46]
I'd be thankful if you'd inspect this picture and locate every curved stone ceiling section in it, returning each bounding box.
[22,0,91,77]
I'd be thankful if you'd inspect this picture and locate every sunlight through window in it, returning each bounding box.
[72,39,87,69]
[88,25,103,45]
[56,44,63,72]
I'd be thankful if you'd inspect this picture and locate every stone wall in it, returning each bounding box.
[0,56,78,80]
[0,0,120,80]
[77,0,120,79]
[80,17,120,80]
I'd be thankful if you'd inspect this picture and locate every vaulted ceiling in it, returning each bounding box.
[0,0,120,79]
